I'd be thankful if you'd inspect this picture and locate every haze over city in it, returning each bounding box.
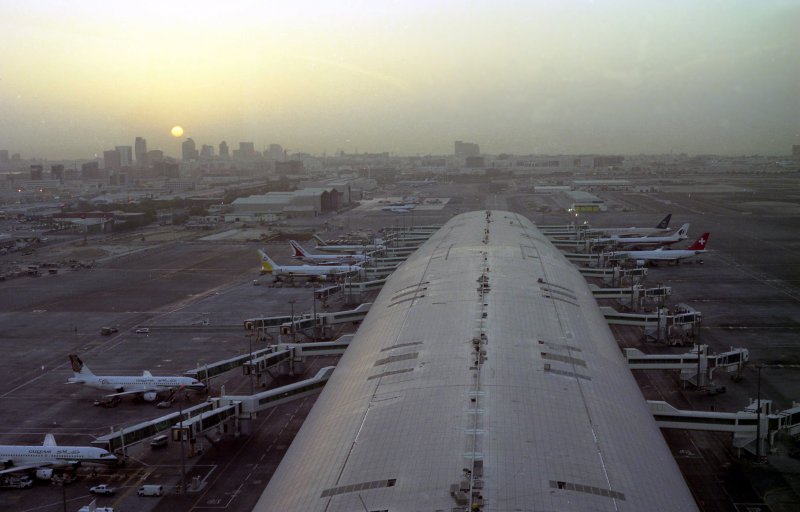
[1,0,798,159]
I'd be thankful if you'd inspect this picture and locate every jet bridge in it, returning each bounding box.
[625,344,749,389]
[170,401,241,456]
[373,256,410,266]
[361,265,402,280]
[600,304,702,345]
[650,398,800,458]
[242,335,353,380]
[579,265,647,286]
[278,303,372,336]
[92,400,221,453]
[185,347,277,382]
[552,239,613,253]
[242,349,293,381]
[217,366,335,417]
[591,284,671,312]
[242,313,313,340]
[96,367,340,456]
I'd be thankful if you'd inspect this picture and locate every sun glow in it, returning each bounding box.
[170,126,184,137]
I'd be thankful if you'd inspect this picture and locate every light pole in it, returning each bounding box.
[289,300,296,343]
[248,332,254,395]
[312,287,318,340]
[178,394,186,493]
[755,364,763,462]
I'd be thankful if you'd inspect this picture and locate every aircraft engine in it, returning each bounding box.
[636,259,646,267]
[35,468,54,480]
[143,391,158,402]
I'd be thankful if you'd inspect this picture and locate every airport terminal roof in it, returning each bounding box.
[255,210,696,511]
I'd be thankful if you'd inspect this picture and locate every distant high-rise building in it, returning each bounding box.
[30,165,44,180]
[50,164,64,181]
[81,161,102,179]
[146,150,164,163]
[267,144,284,160]
[154,160,180,178]
[135,137,147,167]
[233,141,258,160]
[793,145,800,159]
[454,140,480,157]
[11,153,21,161]
[200,144,214,159]
[182,138,198,161]
[116,146,133,167]
[219,141,229,159]
[103,149,121,171]
[0,150,8,163]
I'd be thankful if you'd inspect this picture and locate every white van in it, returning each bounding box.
[137,484,164,497]
[150,434,168,448]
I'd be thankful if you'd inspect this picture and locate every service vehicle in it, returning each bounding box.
[89,484,115,495]
[137,484,163,496]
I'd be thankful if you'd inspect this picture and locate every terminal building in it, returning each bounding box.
[227,187,350,222]
[254,210,697,511]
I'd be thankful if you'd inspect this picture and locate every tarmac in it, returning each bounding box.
[1,172,799,511]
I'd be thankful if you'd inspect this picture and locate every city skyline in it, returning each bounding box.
[1,1,798,159]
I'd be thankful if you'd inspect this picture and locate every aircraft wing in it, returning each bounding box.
[103,388,156,398]
[0,462,56,475]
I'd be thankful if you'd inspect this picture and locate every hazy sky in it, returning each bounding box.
[1,0,798,159]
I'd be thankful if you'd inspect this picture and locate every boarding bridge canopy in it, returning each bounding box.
[185,347,276,381]
[218,366,335,415]
[93,400,215,453]
[171,402,240,441]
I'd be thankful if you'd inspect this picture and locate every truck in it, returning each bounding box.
[89,484,115,495]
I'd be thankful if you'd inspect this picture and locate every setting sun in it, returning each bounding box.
[170,126,184,138]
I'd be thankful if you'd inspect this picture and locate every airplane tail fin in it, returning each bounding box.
[312,234,327,246]
[687,233,710,251]
[675,223,690,239]
[656,214,672,229]
[43,433,57,447]
[258,249,277,273]
[69,354,94,378]
[289,240,307,259]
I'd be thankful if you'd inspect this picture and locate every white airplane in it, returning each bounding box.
[586,214,673,237]
[0,434,117,479]
[605,232,710,265]
[259,249,362,281]
[67,354,206,402]
[289,240,370,265]
[382,204,416,213]
[592,223,690,248]
[312,235,386,254]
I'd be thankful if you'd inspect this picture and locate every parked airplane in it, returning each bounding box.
[382,204,416,213]
[289,240,370,265]
[605,232,710,265]
[593,223,690,248]
[259,249,362,281]
[586,213,673,237]
[312,235,386,254]
[67,354,206,402]
[0,434,117,479]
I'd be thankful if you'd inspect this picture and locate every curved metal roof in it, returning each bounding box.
[255,210,697,511]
